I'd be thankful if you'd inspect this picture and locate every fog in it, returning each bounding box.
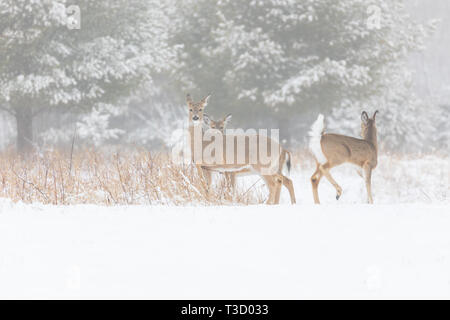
[0,0,448,153]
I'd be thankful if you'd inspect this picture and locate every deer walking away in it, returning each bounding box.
[309,111,379,204]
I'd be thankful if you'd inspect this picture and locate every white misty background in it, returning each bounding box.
[0,0,448,153]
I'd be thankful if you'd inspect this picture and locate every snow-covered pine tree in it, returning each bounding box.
[174,0,434,150]
[0,0,178,153]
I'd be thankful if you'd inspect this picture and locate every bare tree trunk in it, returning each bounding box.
[15,106,34,154]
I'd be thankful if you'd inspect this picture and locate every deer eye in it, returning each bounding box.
[189,109,193,112]
[199,109,202,112]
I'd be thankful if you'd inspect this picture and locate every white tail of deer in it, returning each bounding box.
[309,111,379,204]
[186,94,296,205]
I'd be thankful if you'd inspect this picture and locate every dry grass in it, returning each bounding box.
[0,148,265,206]
[0,148,447,205]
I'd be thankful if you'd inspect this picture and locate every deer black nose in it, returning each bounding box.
[193,116,199,121]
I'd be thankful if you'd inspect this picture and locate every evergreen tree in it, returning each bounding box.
[0,0,177,152]
[174,0,434,148]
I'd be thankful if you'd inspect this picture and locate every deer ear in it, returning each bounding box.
[373,110,379,120]
[203,114,211,125]
[361,111,369,124]
[224,114,232,125]
[201,94,211,106]
[186,94,193,104]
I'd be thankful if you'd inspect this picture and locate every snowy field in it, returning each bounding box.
[0,155,449,299]
[1,202,449,299]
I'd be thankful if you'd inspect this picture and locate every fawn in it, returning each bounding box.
[203,114,236,189]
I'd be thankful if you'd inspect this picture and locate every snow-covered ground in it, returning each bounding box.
[0,200,449,299]
[240,154,449,205]
[0,155,448,299]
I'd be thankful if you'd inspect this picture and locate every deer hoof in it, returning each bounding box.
[336,189,343,200]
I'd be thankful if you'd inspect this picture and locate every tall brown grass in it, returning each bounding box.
[0,148,266,206]
[0,148,447,205]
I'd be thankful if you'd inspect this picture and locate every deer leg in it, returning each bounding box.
[205,169,212,190]
[320,164,343,200]
[230,173,236,191]
[262,175,276,205]
[225,172,231,186]
[198,165,212,193]
[363,163,374,204]
[273,175,283,205]
[311,165,323,204]
[269,176,279,205]
[282,175,296,204]
[225,172,235,193]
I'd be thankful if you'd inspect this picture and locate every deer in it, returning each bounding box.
[203,113,236,189]
[185,93,296,204]
[309,111,379,204]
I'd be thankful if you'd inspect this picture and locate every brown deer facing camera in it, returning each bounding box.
[203,113,236,189]
[185,93,296,205]
[309,111,379,204]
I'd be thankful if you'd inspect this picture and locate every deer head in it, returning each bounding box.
[361,110,378,143]
[186,93,210,125]
[203,114,232,133]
